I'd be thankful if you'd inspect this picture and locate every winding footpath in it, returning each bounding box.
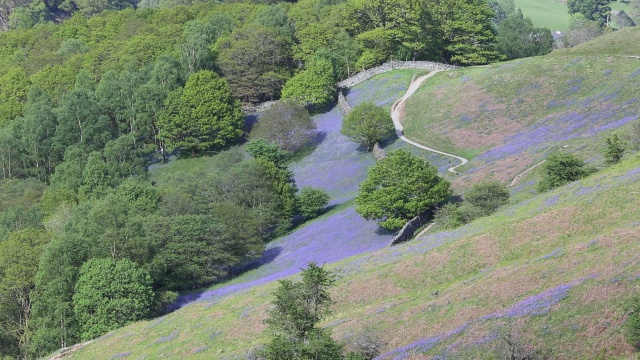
[390,71,469,174]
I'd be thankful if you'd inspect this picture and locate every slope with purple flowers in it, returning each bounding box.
[66,31,640,360]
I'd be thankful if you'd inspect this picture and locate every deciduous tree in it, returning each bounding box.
[157,70,244,154]
[356,149,451,230]
[73,258,153,340]
[250,100,316,152]
[341,101,395,151]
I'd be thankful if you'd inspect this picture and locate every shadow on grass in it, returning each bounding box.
[168,246,283,311]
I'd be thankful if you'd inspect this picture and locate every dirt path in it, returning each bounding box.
[390,72,469,174]
[509,160,546,187]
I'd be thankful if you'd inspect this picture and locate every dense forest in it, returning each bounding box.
[0,0,562,357]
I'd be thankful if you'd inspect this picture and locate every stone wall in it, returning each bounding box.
[337,61,458,89]
[337,91,352,116]
[241,61,457,113]
[372,142,386,161]
[241,100,279,114]
[390,212,432,246]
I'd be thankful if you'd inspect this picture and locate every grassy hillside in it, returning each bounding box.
[554,26,640,56]
[67,149,640,359]
[402,30,640,188]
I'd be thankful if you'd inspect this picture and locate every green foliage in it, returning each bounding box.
[341,101,395,151]
[73,258,153,340]
[216,23,292,103]
[0,229,50,358]
[145,214,246,290]
[356,149,451,230]
[263,263,342,359]
[567,0,613,26]
[158,70,244,154]
[625,295,640,350]
[538,152,595,191]
[250,100,316,152]
[0,67,29,125]
[465,181,510,214]
[604,134,625,165]
[298,187,330,219]
[434,202,465,229]
[496,14,554,60]
[258,159,299,234]
[30,233,88,356]
[281,54,336,109]
[432,0,504,64]
[246,139,290,166]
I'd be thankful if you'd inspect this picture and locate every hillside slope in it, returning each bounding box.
[63,34,640,359]
[67,147,640,360]
[401,29,640,188]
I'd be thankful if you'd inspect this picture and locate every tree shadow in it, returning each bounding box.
[167,246,283,311]
[243,113,260,135]
[231,246,283,275]
[375,226,398,236]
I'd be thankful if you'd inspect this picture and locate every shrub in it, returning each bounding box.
[346,328,387,360]
[433,202,464,229]
[537,152,594,192]
[465,181,510,214]
[246,139,290,166]
[604,134,625,165]
[341,102,395,151]
[298,187,330,219]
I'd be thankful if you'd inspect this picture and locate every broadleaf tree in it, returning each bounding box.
[356,149,451,230]
[157,70,244,154]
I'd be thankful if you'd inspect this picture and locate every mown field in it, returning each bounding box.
[513,0,570,31]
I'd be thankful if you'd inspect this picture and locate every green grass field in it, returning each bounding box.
[513,0,570,31]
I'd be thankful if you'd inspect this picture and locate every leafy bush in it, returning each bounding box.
[246,139,290,166]
[433,202,465,229]
[537,152,595,192]
[465,181,510,214]
[298,187,330,219]
[341,101,395,151]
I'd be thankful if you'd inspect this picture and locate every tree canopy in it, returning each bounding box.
[341,101,395,150]
[356,149,451,230]
[157,70,244,154]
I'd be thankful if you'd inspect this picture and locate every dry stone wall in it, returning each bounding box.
[390,212,432,246]
[241,100,280,114]
[337,91,352,116]
[337,61,458,88]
